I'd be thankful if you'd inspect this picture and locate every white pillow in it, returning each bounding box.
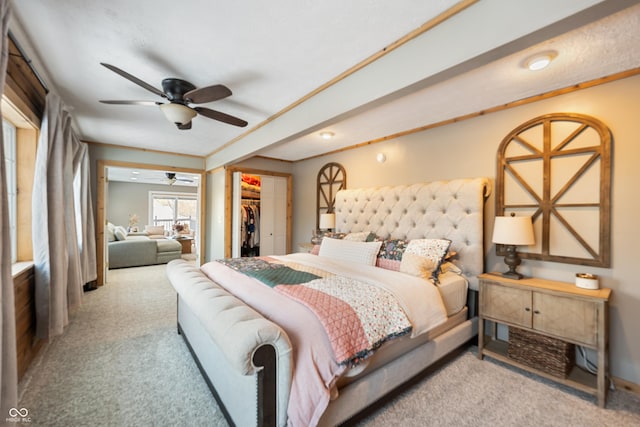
[106,222,116,242]
[343,231,371,242]
[318,237,382,266]
[114,225,128,241]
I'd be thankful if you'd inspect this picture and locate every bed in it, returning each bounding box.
[166,177,490,426]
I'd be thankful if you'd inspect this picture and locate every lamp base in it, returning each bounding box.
[502,244,525,280]
[501,270,524,280]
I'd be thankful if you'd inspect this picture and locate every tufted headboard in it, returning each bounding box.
[334,177,491,290]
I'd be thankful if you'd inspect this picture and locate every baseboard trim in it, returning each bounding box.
[612,376,640,395]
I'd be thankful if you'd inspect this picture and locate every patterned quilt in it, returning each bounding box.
[217,257,412,366]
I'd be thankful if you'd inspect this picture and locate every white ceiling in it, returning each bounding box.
[107,167,199,187]
[9,1,640,167]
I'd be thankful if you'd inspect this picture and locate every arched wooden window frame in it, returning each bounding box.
[316,162,346,229]
[496,113,612,267]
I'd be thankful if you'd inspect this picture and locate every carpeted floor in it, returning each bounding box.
[18,264,640,426]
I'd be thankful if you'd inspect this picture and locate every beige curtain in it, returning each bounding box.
[32,92,96,339]
[0,0,18,419]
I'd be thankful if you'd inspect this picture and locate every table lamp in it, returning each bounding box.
[319,213,336,232]
[492,213,535,279]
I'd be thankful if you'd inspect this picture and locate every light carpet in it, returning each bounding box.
[18,264,640,426]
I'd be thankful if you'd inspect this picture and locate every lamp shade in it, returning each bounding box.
[492,215,535,246]
[160,103,197,125]
[319,213,336,230]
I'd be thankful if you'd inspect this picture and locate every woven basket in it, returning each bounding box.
[507,326,575,378]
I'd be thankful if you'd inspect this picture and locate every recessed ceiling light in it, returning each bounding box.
[131,171,139,175]
[319,131,334,140]
[523,50,557,71]
[130,177,137,180]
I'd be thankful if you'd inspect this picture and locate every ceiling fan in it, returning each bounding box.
[166,172,194,185]
[99,63,248,130]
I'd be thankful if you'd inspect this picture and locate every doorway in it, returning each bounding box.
[96,160,206,286]
[225,166,292,258]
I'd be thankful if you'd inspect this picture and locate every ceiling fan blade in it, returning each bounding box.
[100,63,166,98]
[184,84,232,104]
[99,100,160,106]
[194,107,248,127]
[177,121,192,130]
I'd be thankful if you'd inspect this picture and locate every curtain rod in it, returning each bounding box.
[8,30,49,93]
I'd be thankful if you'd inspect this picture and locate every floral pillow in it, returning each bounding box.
[375,238,410,271]
[401,238,452,282]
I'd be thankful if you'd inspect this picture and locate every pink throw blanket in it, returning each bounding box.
[201,253,446,426]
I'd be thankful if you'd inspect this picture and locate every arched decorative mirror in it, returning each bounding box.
[496,113,612,267]
[316,162,346,229]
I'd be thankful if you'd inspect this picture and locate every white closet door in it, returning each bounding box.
[260,175,287,256]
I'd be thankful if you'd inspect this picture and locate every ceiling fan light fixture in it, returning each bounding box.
[523,50,557,71]
[159,103,197,125]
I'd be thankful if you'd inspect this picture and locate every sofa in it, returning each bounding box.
[107,223,182,269]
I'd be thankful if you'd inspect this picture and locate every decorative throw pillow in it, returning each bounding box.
[343,231,371,242]
[144,225,165,236]
[114,225,127,241]
[377,238,410,261]
[400,252,439,279]
[106,222,116,242]
[404,238,452,281]
[318,237,382,266]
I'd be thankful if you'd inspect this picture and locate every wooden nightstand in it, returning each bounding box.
[478,273,611,407]
[297,243,314,253]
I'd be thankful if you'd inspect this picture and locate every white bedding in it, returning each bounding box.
[274,253,448,337]
[437,270,468,316]
[201,253,448,426]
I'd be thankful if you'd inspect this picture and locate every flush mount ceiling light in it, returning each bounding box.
[319,131,334,140]
[523,50,558,71]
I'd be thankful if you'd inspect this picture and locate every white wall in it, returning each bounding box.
[205,170,226,261]
[291,74,640,386]
[107,181,197,229]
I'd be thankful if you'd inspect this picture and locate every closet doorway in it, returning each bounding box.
[226,167,292,258]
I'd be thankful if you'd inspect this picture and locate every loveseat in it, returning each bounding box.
[107,223,182,269]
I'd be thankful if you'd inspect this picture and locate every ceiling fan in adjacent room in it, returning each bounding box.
[98,63,248,130]
[165,172,194,185]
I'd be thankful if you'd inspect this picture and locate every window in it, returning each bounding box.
[149,192,197,234]
[3,119,17,263]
